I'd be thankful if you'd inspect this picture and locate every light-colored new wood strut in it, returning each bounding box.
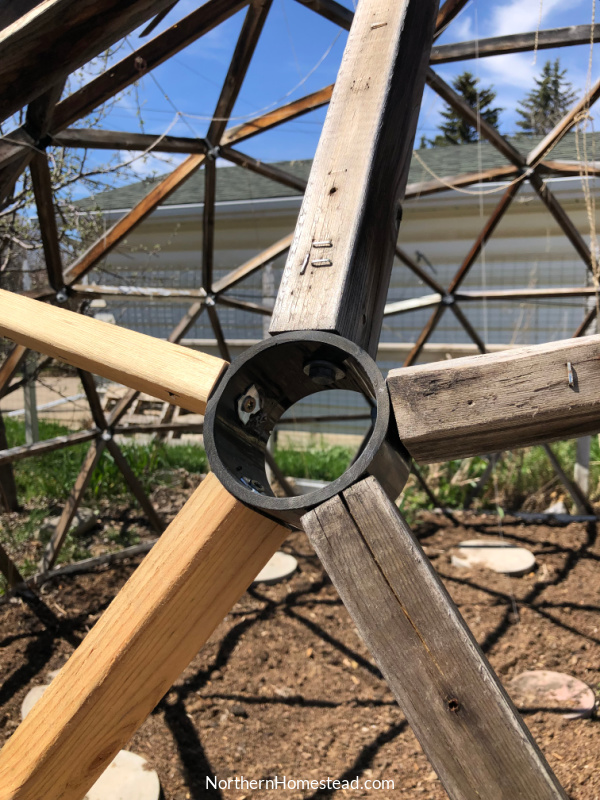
[0,289,226,414]
[0,473,287,800]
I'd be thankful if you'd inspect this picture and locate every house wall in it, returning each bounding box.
[87,176,598,440]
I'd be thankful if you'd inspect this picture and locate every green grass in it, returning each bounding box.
[273,443,353,482]
[4,418,208,504]
[4,418,599,522]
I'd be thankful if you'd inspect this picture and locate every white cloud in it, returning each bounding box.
[488,0,566,38]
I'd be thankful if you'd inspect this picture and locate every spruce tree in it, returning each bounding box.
[429,71,501,146]
[516,59,577,135]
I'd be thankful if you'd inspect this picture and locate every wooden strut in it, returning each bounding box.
[0,474,287,800]
[0,1,594,798]
[303,477,567,800]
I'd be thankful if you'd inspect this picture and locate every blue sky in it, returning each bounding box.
[74,0,600,180]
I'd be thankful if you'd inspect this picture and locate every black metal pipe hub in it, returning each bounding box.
[204,331,411,527]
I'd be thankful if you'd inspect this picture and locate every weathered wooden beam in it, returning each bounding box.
[105,439,164,534]
[105,300,207,428]
[77,369,107,429]
[51,0,249,131]
[402,304,446,367]
[216,295,274,316]
[447,181,522,293]
[435,0,469,36]
[426,68,526,169]
[292,0,352,30]
[384,294,442,316]
[0,541,23,589]
[53,129,206,154]
[63,153,206,284]
[0,428,98,467]
[0,80,64,209]
[0,0,176,124]
[541,158,600,177]
[529,171,594,273]
[543,443,595,517]
[39,438,105,572]
[206,302,231,361]
[456,286,600,301]
[388,333,600,463]
[449,302,486,353]
[139,2,179,37]
[431,25,600,63]
[212,232,294,293]
[0,344,28,396]
[71,284,206,300]
[0,473,286,800]
[270,0,439,356]
[207,0,272,145]
[202,160,217,292]
[303,477,566,800]
[221,84,334,146]
[0,411,19,512]
[220,146,307,192]
[29,153,64,290]
[0,289,226,415]
[114,421,204,435]
[395,245,446,295]
[404,164,519,199]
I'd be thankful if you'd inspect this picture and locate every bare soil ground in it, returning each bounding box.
[0,486,598,799]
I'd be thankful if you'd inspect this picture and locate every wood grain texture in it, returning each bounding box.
[431,25,600,63]
[0,474,287,800]
[221,84,334,146]
[270,0,438,356]
[221,146,308,192]
[303,477,566,800]
[54,128,207,153]
[29,153,64,290]
[0,0,175,124]
[388,333,600,462]
[0,429,98,467]
[0,289,226,415]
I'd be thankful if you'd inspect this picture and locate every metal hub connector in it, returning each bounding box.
[204,331,411,527]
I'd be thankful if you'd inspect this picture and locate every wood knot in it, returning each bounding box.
[447,698,460,713]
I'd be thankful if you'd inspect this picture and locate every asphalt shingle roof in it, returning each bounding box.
[84,133,597,211]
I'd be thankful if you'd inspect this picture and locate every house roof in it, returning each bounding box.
[83,133,598,212]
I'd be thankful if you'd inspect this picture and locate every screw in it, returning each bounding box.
[304,360,345,387]
[55,288,69,303]
[241,395,257,413]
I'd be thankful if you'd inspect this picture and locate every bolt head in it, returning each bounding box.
[241,395,256,413]
[303,360,345,387]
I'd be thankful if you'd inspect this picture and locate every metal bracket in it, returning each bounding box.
[204,331,411,527]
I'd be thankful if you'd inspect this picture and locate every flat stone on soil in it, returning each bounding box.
[506,670,596,720]
[253,551,298,584]
[85,750,160,800]
[21,685,49,720]
[452,539,536,576]
[22,689,161,798]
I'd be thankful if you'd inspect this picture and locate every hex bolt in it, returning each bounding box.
[241,395,257,413]
[304,360,346,387]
